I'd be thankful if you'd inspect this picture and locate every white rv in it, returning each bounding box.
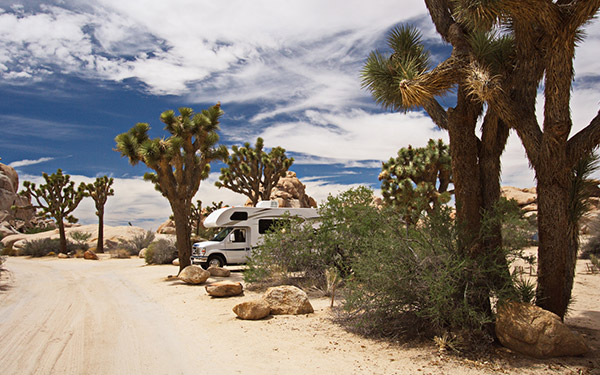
[191,201,318,268]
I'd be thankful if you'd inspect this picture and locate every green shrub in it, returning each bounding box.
[69,231,92,249]
[118,230,155,256]
[145,239,177,264]
[21,238,60,257]
[25,226,55,235]
[581,218,600,259]
[245,186,379,290]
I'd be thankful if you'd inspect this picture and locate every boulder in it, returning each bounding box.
[233,299,271,320]
[495,301,589,358]
[262,285,314,315]
[207,266,230,277]
[83,250,98,260]
[501,186,537,207]
[205,281,243,297]
[157,219,177,235]
[178,265,210,285]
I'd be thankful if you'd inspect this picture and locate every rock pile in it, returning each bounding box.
[244,171,317,208]
[269,171,317,208]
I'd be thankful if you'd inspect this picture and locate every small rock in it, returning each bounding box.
[207,265,230,277]
[178,265,210,284]
[495,301,590,358]
[138,248,147,258]
[83,250,98,260]
[233,300,271,320]
[262,285,314,315]
[172,258,180,266]
[206,281,243,297]
[57,253,68,259]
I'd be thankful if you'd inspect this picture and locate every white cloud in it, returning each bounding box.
[259,109,447,165]
[8,157,54,168]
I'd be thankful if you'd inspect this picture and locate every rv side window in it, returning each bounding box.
[258,219,275,234]
[258,219,290,234]
[230,211,248,221]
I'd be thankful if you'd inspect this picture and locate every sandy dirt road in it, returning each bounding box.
[0,257,212,375]
[1,255,598,375]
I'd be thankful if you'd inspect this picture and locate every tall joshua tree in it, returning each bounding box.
[451,0,600,319]
[216,137,294,206]
[85,176,114,253]
[19,169,87,254]
[115,104,226,273]
[362,24,510,258]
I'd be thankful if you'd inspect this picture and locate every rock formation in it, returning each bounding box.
[244,171,317,208]
[0,163,35,236]
[269,171,317,208]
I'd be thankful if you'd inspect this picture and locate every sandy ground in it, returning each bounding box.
[0,255,598,375]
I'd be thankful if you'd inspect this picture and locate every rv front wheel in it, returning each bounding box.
[208,255,225,268]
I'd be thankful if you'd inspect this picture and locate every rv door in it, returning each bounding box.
[224,228,250,264]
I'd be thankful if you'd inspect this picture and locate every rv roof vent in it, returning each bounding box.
[256,200,279,208]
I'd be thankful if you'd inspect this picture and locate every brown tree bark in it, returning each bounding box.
[171,198,192,274]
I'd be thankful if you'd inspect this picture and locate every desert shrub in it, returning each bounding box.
[69,231,92,249]
[25,226,55,235]
[118,230,155,256]
[245,186,379,290]
[22,238,59,257]
[145,239,177,264]
[341,206,508,337]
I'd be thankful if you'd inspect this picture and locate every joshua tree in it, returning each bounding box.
[115,104,226,273]
[443,0,600,318]
[19,169,86,254]
[85,176,114,253]
[216,137,293,206]
[379,139,452,224]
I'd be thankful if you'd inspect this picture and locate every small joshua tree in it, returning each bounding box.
[19,169,87,254]
[85,176,114,253]
[379,139,452,224]
[115,104,226,273]
[216,137,293,206]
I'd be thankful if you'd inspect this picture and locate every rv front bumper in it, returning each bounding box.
[191,255,208,264]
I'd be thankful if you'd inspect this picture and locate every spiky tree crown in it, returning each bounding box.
[86,176,114,215]
[115,104,227,200]
[216,137,294,205]
[20,169,87,224]
[379,139,452,223]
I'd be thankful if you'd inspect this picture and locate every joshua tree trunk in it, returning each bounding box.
[535,152,572,317]
[447,86,483,254]
[171,199,192,273]
[97,209,105,253]
[57,219,67,254]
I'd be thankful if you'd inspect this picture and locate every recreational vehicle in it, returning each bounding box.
[191,201,318,268]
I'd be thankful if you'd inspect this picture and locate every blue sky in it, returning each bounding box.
[1,1,599,230]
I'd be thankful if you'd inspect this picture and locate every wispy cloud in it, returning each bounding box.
[8,157,54,168]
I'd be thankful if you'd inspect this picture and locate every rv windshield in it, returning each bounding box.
[211,227,233,242]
